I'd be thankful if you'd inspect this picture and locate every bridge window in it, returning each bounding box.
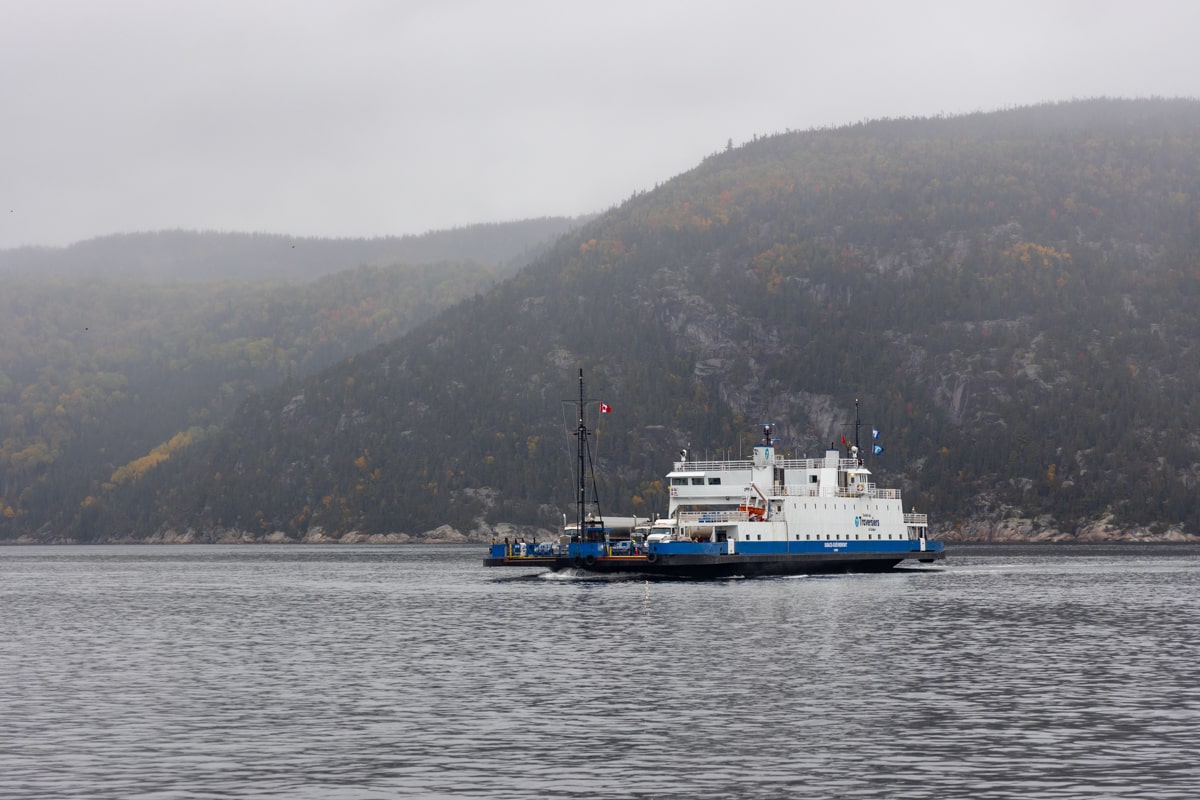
[671,478,687,486]
[708,477,721,485]
[691,477,704,485]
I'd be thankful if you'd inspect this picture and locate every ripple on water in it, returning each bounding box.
[1,544,1199,799]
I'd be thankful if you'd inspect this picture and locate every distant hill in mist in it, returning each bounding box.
[0,217,585,539]
[0,217,589,282]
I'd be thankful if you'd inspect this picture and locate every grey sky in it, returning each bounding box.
[2,0,1197,249]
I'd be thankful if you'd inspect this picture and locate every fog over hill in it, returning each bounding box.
[22,98,1198,546]
[0,218,587,282]
[0,217,584,539]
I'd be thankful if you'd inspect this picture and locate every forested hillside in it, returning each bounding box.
[0,220,579,539]
[13,98,1200,543]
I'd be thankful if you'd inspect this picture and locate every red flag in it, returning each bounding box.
[840,434,847,446]
[599,402,611,414]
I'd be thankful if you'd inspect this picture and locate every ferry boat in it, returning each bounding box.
[485,376,944,577]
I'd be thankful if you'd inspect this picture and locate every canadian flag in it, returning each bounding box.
[599,402,611,414]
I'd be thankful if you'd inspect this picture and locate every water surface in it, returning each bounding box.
[2,543,1198,799]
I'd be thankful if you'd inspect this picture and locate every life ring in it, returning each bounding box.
[646,552,657,564]
[584,555,596,567]
[572,556,583,568]
[856,483,866,494]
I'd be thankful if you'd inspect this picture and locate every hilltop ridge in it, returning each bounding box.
[7,98,1200,544]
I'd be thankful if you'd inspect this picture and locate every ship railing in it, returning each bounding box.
[903,513,928,526]
[672,459,750,472]
[677,510,746,524]
[768,484,901,500]
[672,456,866,472]
[502,542,567,559]
[770,485,833,498]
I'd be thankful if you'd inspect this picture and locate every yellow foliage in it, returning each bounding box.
[579,238,629,260]
[109,451,169,484]
[11,442,52,472]
[1003,242,1072,268]
[243,337,275,369]
[109,429,196,485]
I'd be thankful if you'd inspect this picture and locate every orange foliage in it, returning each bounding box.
[109,430,196,485]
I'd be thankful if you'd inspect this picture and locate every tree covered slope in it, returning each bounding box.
[0,221,582,539]
[14,98,1200,542]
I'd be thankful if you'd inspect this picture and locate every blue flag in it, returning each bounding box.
[873,444,884,455]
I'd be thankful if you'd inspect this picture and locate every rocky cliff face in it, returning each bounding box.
[948,516,1198,543]
[615,215,1200,543]
[24,99,1200,545]
[22,521,550,546]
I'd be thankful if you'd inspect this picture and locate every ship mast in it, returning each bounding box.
[576,369,587,540]
[571,369,605,541]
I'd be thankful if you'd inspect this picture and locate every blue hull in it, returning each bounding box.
[484,540,945,577]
